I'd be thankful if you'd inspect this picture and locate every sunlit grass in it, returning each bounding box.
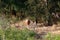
[0,27,36,40]
[45,33,60,40]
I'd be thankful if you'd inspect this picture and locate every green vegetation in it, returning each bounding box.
[0,0,60,25]
[0,0,60,40]
[0,27,36,40]
[45,33,60,40]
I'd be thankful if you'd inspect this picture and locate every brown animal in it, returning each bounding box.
[14,19,30,28]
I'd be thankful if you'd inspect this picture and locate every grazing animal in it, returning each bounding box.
[14,19,31,28]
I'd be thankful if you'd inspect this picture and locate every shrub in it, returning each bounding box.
[45,33,60,40]
[0,27,36,40]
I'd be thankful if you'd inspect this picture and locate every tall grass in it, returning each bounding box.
[45,33,60,40]
[0,27,36,40]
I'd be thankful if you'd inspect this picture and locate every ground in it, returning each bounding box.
[0,14,60,40]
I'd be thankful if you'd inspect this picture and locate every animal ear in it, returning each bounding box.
[28,20,30,25]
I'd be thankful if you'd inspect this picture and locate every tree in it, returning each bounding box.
[47,0,60,25]
[1,0,27,15]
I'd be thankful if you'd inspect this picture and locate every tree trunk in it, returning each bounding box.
[47,14,53,26]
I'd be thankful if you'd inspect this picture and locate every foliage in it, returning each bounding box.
[45,33,60,40]
[0,27,36,40]
[0,0,60,25]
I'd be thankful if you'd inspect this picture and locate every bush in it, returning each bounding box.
[45,33,60,40]
[0,27,36,40]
